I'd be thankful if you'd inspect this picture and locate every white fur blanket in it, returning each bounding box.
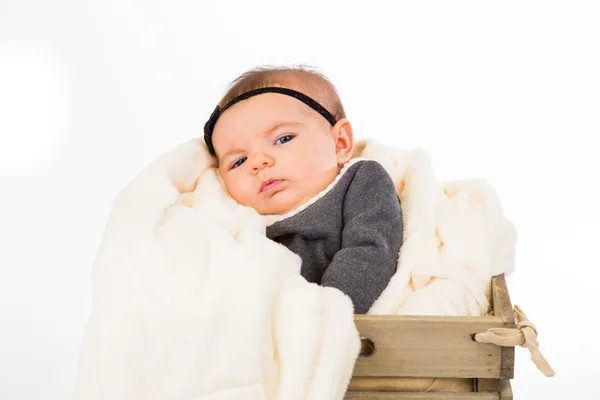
[73,138,516,400]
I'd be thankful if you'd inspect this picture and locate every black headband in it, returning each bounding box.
[203,87,338,156]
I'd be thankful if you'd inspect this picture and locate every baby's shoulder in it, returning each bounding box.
[352,159,388,174]
[348,159,395,188]
[340,159,401,218]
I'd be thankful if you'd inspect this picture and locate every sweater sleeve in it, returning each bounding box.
[320,161,404,314]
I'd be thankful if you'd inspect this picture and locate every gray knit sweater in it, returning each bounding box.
[266,160,403,314]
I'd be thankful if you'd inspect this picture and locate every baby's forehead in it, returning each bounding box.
[220,94,314,128]
[210,79,336,157]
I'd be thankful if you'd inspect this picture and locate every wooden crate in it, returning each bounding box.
[345,274,515,400]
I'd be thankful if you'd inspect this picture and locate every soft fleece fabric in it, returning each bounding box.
[73,138,516,400]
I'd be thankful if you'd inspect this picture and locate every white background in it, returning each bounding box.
[1,1,598,398]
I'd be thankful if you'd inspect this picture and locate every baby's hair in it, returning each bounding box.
[218,65,347,121]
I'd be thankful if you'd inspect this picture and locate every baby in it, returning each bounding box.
[203,66,403,314]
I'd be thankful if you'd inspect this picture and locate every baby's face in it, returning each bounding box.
[212,93,341,215]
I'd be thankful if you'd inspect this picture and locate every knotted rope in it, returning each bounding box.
[474,305,555,377]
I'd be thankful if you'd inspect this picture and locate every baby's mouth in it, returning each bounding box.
[260,179,284,193]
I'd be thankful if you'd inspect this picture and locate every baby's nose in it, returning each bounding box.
[250,153,275,173]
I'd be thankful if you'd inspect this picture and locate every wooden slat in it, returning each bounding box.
[352,316,505,378]
[476,378,499,392]
[491,274,515,379]
[348,377,474,392]
[344,391,498,399]
[491,275,514,324]
[499,380,513,400]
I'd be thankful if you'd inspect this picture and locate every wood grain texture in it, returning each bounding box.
[491,274,516,379]
[348,377,474,392]
[491,275,514,325]
[499,380,513,400]
[344,391,499,399]
[352,316,505,378]
[346,275,516,397]
[476,378,499,393]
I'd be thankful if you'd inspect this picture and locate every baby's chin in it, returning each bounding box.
[229,193,295,216]
[255,202,295,216]
[254,194,307,216]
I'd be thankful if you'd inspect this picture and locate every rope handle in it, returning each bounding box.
[474,305,555,377]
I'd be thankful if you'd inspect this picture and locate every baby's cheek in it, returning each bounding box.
[232,188,254,207]
[222,178,247,205]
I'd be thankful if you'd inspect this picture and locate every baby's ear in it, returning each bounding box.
[332,118,355,164]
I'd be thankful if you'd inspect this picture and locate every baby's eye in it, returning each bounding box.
[230,157,247,170]
[274,135,294,145]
